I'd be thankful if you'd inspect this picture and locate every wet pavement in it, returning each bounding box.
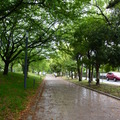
[27,75,120,120]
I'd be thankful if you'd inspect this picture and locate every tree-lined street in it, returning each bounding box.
[26,75,120,120]
[0,0,120,119]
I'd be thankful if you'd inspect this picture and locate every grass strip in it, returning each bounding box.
[64,77,120,98]
[0,72,43,120]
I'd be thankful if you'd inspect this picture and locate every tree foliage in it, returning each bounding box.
[0,0,120,87]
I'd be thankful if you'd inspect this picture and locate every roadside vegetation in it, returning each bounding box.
[0,1,120,85]
[0,72,43,120]
[0,0,120,118]
[64,77,120,98]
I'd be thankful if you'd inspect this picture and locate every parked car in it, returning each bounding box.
[100,73,107,79]
[106,72,120,82]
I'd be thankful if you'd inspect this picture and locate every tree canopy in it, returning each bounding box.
[0,0,120,85]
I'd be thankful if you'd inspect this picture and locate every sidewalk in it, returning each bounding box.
[26,75,120,120]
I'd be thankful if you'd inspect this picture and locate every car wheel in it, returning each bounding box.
[107,78,109,81]
[113,78,117,82]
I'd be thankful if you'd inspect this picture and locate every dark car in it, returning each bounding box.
[106,72,120,82]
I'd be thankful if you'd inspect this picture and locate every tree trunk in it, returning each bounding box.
[96,64,100,85]
[75,70,77,78]
[27,63,29,75]
[71,72,73,79]
[3,62,9,75]
[10,65,13,72]
[88,51,91,84]
[88,65,91,83]
[69,71,71,78]
[10,63,14,72]
[38,71,40,75]
[80,65,83,81]
[22,63,29,76]
[91,64,94,81]
[32,68,34,73]
[77,59,81,81]
[22,64,25,74]
[118,67,120,72]
[86,68,88,80]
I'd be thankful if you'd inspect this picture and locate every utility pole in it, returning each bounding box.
[24,31,28,89]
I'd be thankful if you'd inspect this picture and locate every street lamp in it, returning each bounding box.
[24,31,28,89]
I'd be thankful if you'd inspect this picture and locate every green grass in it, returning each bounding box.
[64,77,120,98]
[0,72,43,120]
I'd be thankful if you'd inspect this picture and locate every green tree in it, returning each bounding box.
[30,59,50,74]
[0,6,59,75]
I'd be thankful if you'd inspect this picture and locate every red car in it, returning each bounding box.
[106,72,120,82]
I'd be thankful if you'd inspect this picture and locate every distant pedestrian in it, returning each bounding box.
[54,73,57,77]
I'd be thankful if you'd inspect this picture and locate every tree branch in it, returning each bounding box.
[0,0,23,21]
[107,0,120,8]
[90,3,111,25]
[0,0,46,20]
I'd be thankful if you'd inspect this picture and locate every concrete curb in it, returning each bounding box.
[63,78,120,101]
[33,79,45,111]
[79,84,120,101]
[25,79,46,120]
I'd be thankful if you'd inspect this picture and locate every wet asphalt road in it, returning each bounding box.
[82,77,120,86]
[27,75,120,120]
